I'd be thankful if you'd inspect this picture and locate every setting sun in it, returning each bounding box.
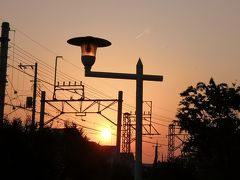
[100,129,111,141]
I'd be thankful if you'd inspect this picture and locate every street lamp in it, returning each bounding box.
[67,36,111,71]
[67,36,163,180]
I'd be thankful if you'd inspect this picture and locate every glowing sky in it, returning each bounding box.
[1,0,240,163]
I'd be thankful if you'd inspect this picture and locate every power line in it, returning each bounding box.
[6,24,173,132]
[7,33,141,114]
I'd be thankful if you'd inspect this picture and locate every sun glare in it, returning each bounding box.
[101,129,111,141]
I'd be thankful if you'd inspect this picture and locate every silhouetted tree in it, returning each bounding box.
[176,78,240,180]
[0,119,133,180]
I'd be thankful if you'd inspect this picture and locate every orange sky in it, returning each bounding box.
[1,0,240,163]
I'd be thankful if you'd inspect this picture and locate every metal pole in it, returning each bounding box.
[116,91,123,158]
[0,22,10,125]
[39,91,46,129]
[84,58,163,180]
[53,56,63,99]
[31,63,38,130]
[153,142,158,166]
[135,59,143,180]
[85,70,163,81]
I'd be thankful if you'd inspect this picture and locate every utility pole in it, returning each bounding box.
[153,142,159,166]
[39,91,46,129]
[0,22,10,125]
[168,121,188,161]
[19,63,38,130]
[136,60,143,180]
[32,62,38,130]
[116,91,123,158]
[168,123,176,160]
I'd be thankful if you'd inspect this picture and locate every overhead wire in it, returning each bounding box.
[4,18,174,121]
[6,28,138,113]
[8,42,118,100]
[8,51,169,138]
[6,23,173,140]
[8,46,121,114]
[3,21,174,160]
[3,21,176,159]
[7,63,118,134]
[8,45,120,105]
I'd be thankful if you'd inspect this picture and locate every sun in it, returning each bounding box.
[100,128,111,141]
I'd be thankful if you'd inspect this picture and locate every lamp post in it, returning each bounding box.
[67,36,163,180]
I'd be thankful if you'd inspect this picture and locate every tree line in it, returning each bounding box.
[1,78,239,180]
[175,78,240,180]
[145,78,240,180]
[0,120,133,180]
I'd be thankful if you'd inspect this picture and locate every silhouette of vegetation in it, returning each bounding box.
[176,78,240,180]
[0,119,133,180]
[1,78,239,180]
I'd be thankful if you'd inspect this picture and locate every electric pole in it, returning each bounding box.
[116,91,123,158]
[0,22,10,125]
[39,91,46,129]
[153,142,159,166]
[19,63,38,130]
[32,63,38,130]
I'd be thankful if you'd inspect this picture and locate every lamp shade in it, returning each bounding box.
[67,36,111,70]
